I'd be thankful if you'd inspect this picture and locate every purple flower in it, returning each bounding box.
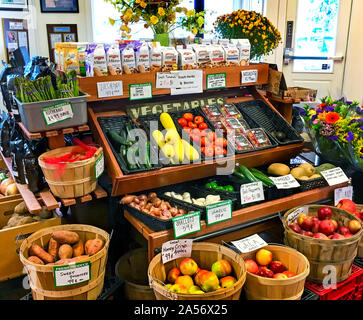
[346,101,352,105]
[330,136,339,140]
[299,110,307,116]
[316,109,324,114]
[320,124,335,137]
[345,131,354,142]
[311,115,317,122]
[325,106,334,112]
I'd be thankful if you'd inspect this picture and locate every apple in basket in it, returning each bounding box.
[245,259,259,274]
[313,233,329,240]
[319,220,336,236]
[337,199,356,214]
[289,223,303,234]
[329,233,345,240]
[317,207,333,220]
[348,220,362,234]
[338,226,350,235]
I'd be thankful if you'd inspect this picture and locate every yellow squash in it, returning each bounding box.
[152,130,166,149]
[182,140,200,162]
[160,112,177,131]
[173,139,185,163]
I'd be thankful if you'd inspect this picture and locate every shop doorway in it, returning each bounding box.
[280,0,352,100]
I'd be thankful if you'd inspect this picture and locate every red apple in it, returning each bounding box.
[338,226,350,235]
[313,233,329,240]
[245,259,259,275]
[318,207,333,220]
[330,233,345,240]
[297,214,307,227]
[289,223,302,234]
[331,219,338,231]
[273,273,288,279]
[282,270,297,278]
[337,199,357,214]
[344,233,353,238]
[319,220,335,236]
[268,261,286,274]
[301,216,314,231]
[301,231,314,237]
[258,267,274,278]
[354,212,362,220]
[311,218,321,234]
[348,220,362,234]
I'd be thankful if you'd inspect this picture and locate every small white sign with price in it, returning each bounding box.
[42,102,74,126]
[53,262,90,287]
[270,174,301,189]
[156,72,179,88]
[334,186,353,206]
[231,234,268,254]
[97,81,123,98]
[95,154,104,179]
[173,212,201,239]
[206,200,232,225]
[286,206,309,225]
[129,83,153,101]
[320,167,349,186]
[170,70,203,95]
[240,182,265,205]
[241,69,258,84]
[162,240,193,264]
[206,73,226,90]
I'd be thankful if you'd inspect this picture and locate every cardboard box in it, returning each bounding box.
[283,87,317,102]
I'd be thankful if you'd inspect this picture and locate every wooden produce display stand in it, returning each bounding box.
[82,63,347,262]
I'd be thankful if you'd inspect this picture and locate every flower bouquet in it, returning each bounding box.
[214,10,281,60]
[300,97,363,172]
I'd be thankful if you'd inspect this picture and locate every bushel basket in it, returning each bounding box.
[357,205,363,258]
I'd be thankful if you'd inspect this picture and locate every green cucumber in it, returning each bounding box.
[233,170,250,183]
[238,165,259,183]
[250,168,275,187]
[108,130,132,147]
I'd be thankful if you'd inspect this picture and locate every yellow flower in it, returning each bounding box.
[318,112,326,121]
[254,39,258,43]
[192,27,198,35]
[127,34,132,39]
[140,1,147,8]
[229,23,234,28]
[187,10,194,18]
[121,24,128,31]
[135,0,141,3]
[197,16,204,27]
[150,15,159,25]
[248,23,253,30]
[158,7,165,16]
[109,18,116,26]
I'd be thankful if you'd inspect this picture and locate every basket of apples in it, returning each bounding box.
[148,242,246,300]
[283,205,363,284]
[242,246,310,300]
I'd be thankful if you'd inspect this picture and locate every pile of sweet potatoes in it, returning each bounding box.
[27,230,105,266]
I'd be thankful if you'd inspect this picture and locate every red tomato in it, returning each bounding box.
[183,113,194,122]
[200,136,207,147]
[207,131,216,142]
[200,129,210,136]
[204,147,214,157]
[198,123,208,131]
[215,137,228,148]
[183,127,192,134]
[201,147,206,155]
[194,116,204,125]
[191,128,201,137]
[191,134,201,144]
[215,146,224,156]
[223,148,227,156]
[178,118,188,127]
[188,122,197,129]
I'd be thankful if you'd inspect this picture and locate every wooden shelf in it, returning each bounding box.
[124,183,347,262]
[79,64,269,102]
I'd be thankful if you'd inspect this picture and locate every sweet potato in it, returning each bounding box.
[72,240,84,257]
[47,238,59,260]
[69,255,90,263]
[27,256,44,265]
[58,244,73,260]
[85,238,104,256]
[52,230,79,245]
[29,244,54,264]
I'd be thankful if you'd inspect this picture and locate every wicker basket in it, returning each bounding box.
[357,205,363,258]
[240,244,310,300]
[19,224,110,300]
[283,205,363,284]
[38,146,103,199]
[148,242,246,300]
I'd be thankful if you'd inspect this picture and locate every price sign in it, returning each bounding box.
[286,206,308,225]
[231,234,268,254]
[206,200,232,226]
[42,102,74,126]
[206,73,226,90]
[240,182,265,205]
[270,174,301,189]
[129,83,153,101]
[156,72,178,88]
[172,212,201,239]
[241,69,258,84]
[95,154,104,179]
[161,240,193,264]
[320,167,349,186]
[170,70,203,95]
[53,262,90,287]
[334,186,353,206]
[97,81,123,98]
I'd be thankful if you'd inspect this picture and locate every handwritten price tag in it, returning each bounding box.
[95,154,104,179]
[321,167,349,186]
[334,186,353,206]
[206,73,226,90]
[231,234,268,254]
[156,72,178,88]
[206,200,232,226]
[129,83,153,101]
[270,174,300,189]
[97,81,123,98]
[241,69,258,84]
[240,182,265,205]
[42,102,74,126]
[162,240,193,264]
[172,212,201,239]
[170,70,203,95]
[286,207,308,225]
[53,262,90,287]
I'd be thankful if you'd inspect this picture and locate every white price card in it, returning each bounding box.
[206,73,226,90]
[241,69,258,84]
[170,70,203,95]
[286,206,308,225]
[42,102,74,126]
[270,174,301,190]
[156,72,178,88]
[53,262,90,287]
[129,83,153,101]
[320,167,349,186]
[334,186,353,206]
[206,200,232,226]
[95,154,104,179]
[231,234,268,254]
[97,81,123,98]
[172,212,201,239]
[162,240,193,264]
[240,182,265,205]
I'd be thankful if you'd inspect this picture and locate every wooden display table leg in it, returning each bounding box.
[48,133,66,150]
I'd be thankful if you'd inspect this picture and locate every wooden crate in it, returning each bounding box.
[0,158,22,203]
[0,198,61,281]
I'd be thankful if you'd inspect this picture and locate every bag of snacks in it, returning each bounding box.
[192,45,212,68]
[121,44,136,74]
[148,42,162,72]
[177,47,197,70]
[106,43,122,75]
[161,47,178,72]
[135,41,150,73]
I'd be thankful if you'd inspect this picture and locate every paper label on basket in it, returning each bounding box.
[286,206,308,225]
[231,234,268,254]
[206,200,232,226]
[129,83,152,101]
[270,175,301,189]
[53,261,91,287]
[42,102,74,126]
[161,240,193,264]
[334,186,353,206]
[240,182,264,205]
[170,70,203,95]
[320,167,349,186]
[241,69,258,84]
[156,72,178,88]
[206,73,226,90]
[95,154,104,179]
[172,212,201,239]
[97,81,123,98]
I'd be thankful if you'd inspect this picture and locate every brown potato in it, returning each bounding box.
[27,256,44,265]
[29,244,54,264]
[72,240,84,257]
[120,195,136,205]
[52,230,80,245]
[58,244,73,260]
[47,238,59,260]
[69,255,90,263]
[85,239,104,256]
